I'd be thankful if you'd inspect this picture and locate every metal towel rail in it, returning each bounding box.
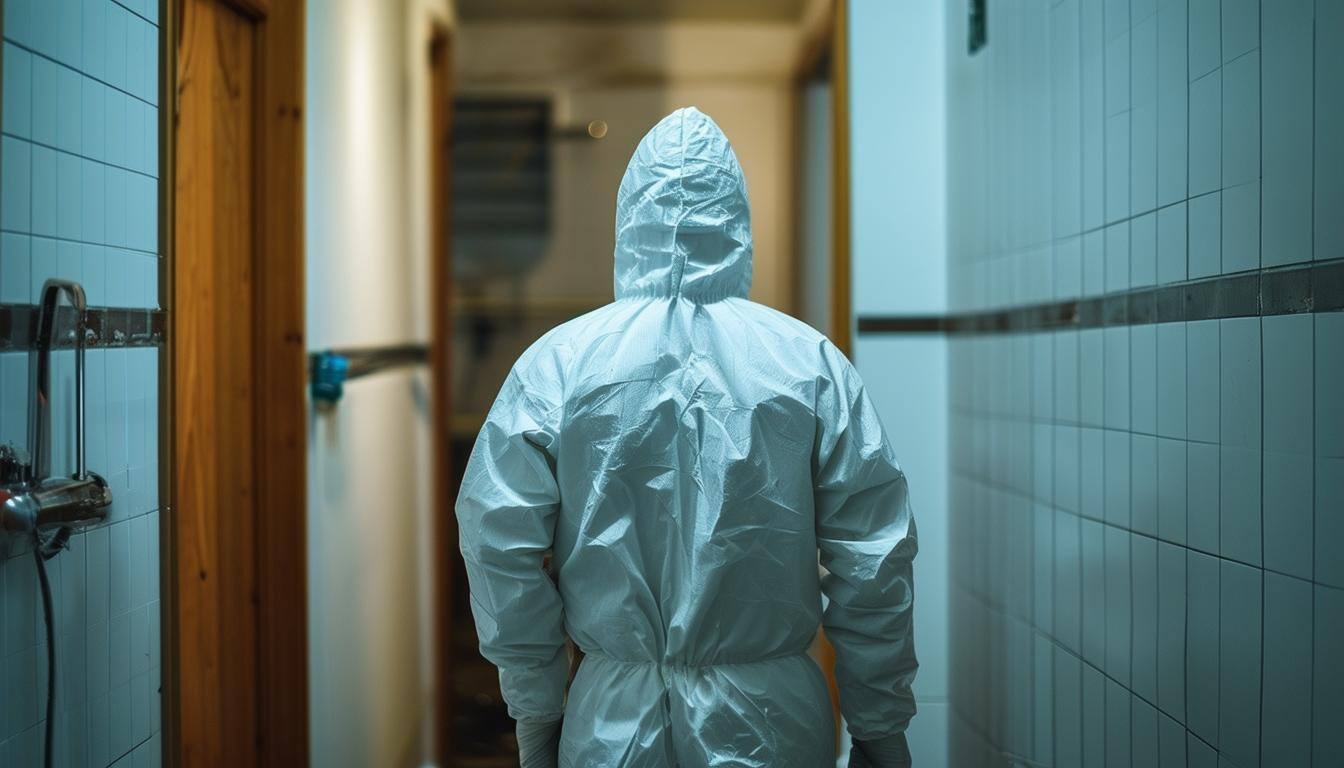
[308,344,428,406]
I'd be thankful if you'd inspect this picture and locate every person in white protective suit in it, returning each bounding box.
[456,107,918,768]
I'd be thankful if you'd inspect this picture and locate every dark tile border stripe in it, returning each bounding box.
[857,258,1344,334]
[0,305,166,351]
[8,260,1338,347]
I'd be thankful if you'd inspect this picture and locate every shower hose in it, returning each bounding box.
[33,527,70,768]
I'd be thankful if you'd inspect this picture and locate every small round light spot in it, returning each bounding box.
[587,120,609,139]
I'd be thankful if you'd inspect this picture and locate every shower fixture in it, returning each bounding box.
[0,279,114,768]
[1,279,114,535]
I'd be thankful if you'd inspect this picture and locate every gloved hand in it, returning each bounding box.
[848,732,912,768]
[516,717,562,768]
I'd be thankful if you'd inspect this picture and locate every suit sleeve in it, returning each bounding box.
[456,358,568,725]
[813,344,919,745]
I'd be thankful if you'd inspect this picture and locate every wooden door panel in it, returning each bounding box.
[170,0,306,764]
[174,1,259,765]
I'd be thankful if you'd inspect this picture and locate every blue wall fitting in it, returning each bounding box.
[946,0,1342,766]
[0,0,162,765]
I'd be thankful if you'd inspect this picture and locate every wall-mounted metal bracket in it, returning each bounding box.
[308,344,428,408]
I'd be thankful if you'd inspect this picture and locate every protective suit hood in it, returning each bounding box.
[614,107,753,301]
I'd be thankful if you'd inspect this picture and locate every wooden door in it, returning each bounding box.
[166,0,307,765]
[173,0,258,763]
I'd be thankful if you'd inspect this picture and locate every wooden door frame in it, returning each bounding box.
[790,0,835,332]
[829,0,851,358]
[160,0,308,765]
[428,22,455,766]
[787,0,851,352]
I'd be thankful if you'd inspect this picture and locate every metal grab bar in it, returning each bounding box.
[29,280,88,483]
[1,279,114,537]
[308,344,429,405]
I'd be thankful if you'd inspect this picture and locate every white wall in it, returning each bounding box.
[850,2,947,319]
[305,1,452,766]
[847,1,949,765]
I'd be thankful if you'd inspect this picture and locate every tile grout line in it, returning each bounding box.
[2,37,158,113]
[108,0,160,29]
[0,228,160,259]
[948,465,1344,594]
[1,131,161,184]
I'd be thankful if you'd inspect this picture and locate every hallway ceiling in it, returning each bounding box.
[457,0,809,22]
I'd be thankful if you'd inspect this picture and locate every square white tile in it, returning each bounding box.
[1188,191,1221,278]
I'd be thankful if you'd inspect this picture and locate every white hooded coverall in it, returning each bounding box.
[456,107,918,767]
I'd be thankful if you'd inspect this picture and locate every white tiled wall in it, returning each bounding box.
[946,0,1342,766]
[0,0,162,765]
[950,0,1340,312]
